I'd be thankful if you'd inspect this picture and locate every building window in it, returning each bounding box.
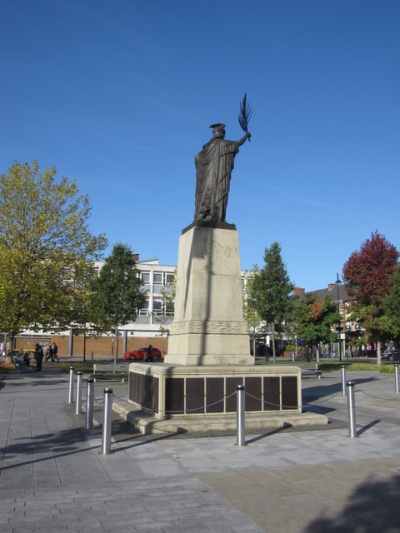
[139,301,150,316]
[152,300,162,315]
[141,272,150,284]
[166,273,175,285]
[153,272,163,285]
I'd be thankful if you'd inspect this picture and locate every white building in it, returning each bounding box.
[96,255,176,338]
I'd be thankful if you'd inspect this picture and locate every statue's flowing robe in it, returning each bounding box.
[194,138,240,224]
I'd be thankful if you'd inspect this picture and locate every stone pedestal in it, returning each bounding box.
[164,226,253,366]
[123,225,328,435]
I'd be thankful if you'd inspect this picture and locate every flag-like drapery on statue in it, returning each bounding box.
[194,123,251,226]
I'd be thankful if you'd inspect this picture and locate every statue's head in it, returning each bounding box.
[210,123,226,139]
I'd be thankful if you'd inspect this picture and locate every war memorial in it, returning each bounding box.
[127,101,327,433]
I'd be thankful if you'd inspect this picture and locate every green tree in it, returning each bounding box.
[294,294,339,359]
[380,264,400,343]
[343,231,399,362]
[250,242,293,363]
[0,160,106,355]
[89,243,145,363]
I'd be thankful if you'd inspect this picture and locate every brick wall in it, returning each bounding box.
[15,335,169,359]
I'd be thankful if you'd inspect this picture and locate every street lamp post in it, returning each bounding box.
[336,273,342,362]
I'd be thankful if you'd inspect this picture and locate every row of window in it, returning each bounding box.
[138,300,174,316]
[140,271,175,286]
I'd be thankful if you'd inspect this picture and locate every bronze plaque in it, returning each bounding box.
[129,372,158,412]
[282,376,298,410]
[226,377,243,412]
[263,377,280,411]
[206,377,224,413]
[166,377,184,414]
[129,372,155,410]
[128,371,138,403]
[186,377,205,414]
[245,376,262,411]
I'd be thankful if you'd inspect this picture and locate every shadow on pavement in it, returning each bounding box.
[304,473,400,532]
[303,376,379,402]
[0,427,101,472]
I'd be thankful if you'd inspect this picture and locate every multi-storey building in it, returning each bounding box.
[99,255,176,338]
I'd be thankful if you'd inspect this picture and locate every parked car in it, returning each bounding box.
[382,348,400,361]
[123,347,163,361]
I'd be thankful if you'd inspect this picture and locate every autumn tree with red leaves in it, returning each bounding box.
[343,231,398,305]
[343,231,399,358]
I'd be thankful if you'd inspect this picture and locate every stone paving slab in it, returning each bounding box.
[1,366,400,532]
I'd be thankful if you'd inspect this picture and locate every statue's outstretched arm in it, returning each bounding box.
[238,132,251,146]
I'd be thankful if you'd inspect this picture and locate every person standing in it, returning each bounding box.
[145,344,153,362]
[52,342,59,362]
[34,343,44,371]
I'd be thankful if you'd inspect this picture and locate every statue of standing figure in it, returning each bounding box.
[193,123,251,226]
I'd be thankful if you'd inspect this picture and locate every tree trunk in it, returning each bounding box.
[83,330,86,363]
[114,326,118,365]
[5,334,14,364]
[271,323,276,364]
[377,341,382,366]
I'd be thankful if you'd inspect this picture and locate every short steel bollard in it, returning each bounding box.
[102,388,113,454]
[85,378,94,430]
[236,385,246,446]
[75,371,83,415]
[395,364,399,394]
[347,381,357,438]
[68,366,75,403]
[341,365,347,396]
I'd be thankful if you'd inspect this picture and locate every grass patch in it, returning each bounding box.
[256,359,397,374]
[88,371,129,381]
[57,362,129,381]
[379,364,396,374]
[57,362,95,374]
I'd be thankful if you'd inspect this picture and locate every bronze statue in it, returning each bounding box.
[193,95,252,227]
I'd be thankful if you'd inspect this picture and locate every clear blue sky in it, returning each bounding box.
[2,1,399,291]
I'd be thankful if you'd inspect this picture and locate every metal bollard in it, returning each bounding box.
[85,378,94,430]
[341,365,347,396]
[236,385,246,446]
[75,371,83,415]
[395,364,399,394]
[102,388,113,454]
[68,366,75,403]
[347,381,357,438]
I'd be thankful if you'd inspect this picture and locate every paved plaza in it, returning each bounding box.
[1,364,400,532]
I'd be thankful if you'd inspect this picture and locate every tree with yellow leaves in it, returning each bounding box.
[0,160,107,352]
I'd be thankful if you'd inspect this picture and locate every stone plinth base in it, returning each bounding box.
[124,363,328,434]
[164,226,253,366]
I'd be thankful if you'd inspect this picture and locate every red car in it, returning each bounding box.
[123,347,163,361]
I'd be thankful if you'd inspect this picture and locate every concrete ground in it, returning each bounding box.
[1,363,400,532]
